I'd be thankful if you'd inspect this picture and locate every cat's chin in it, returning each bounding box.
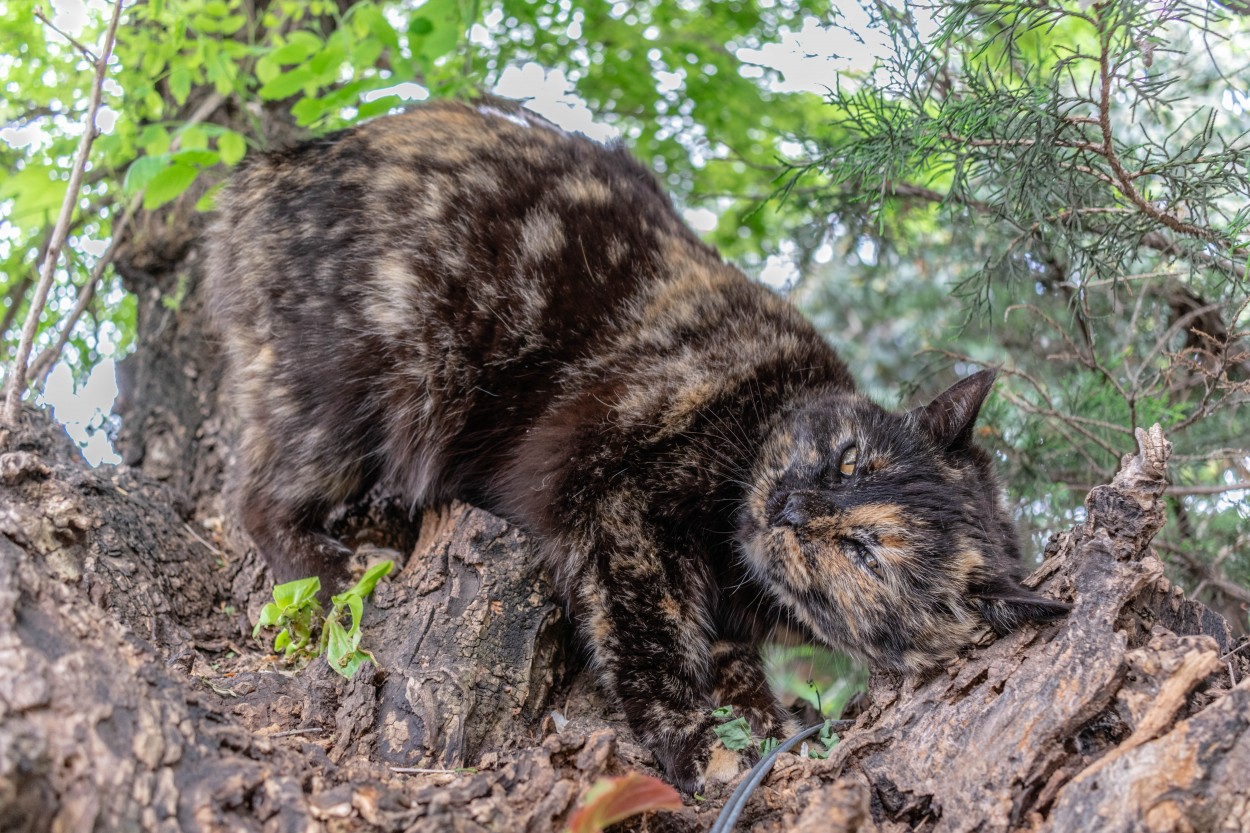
[736,533,770,584]
[736,526,798,585]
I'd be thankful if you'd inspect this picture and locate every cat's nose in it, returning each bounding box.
[770,491,815,528]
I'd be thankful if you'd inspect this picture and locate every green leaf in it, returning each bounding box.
[196,182,225,212]
[357,3,399,50]
[274,629,291,651]
[279,576,322,609]
[172,148,220,167]
[348,560,393,599]
[357,94,401,120]
[710,705,735,719]
[713,717,753,751]
[324,617,355,673]
[142,50,166,80]
[290,95,332,126]
[410,0,465,64]
[759,736,779,755]
[169,64,192,105]
[208,51,239,95]
[345,595,364,641]
[255,53,280,84]
[0,166,69,226]
[285,30,324,52]
[217,131,247,166]
[254,602,282,633]
[334,648,370,678]
[307,43,347,84]
[190,14,221,33]
[818,719,841,750]
[178,124,208,150]
[138,124,172,156]
[258,65,316,100]
[351,37,384,70]
[218,14,247,35]
[270,39,319,65]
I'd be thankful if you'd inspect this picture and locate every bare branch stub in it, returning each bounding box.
[1082,423,1172,560]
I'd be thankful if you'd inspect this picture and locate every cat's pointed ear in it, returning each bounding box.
[913,368,997,449]
[970,571,1071,635]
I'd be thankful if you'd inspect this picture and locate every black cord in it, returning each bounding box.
[708,719,853,833]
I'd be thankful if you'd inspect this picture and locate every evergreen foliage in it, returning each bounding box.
[786,1,1249,624]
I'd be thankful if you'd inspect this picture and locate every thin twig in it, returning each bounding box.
[1062,482,1250,496]
[180,90,227,133]
[1,275,35,343]
[23,91,226,387]
[1,232,55,344]
[1095,9,1219,242]
[3,104,65,131]
[1004,303,1131,404]
[1168,295,1250,434]
[1059,270,1183,291]
[1219,642,1250,663]
[883,180,995,213]
[3,0,125,428]
[865,175,1243,278]
[1155,542,1250,607]
[34,7,99,63]
[998,389,1124,460]
[181,522,229,561]
[27,199,138,386]
[939,132,1107,157]
[267,728,325,738]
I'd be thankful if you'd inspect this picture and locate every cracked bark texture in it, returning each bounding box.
[2,166,1247,832]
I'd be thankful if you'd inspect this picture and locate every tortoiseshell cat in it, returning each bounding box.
[207,99,1069,792]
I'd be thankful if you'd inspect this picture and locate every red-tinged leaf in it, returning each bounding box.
[566,773,682,833]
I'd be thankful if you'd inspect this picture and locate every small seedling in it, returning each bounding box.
[800,718,842,759]
[253,561,394,678]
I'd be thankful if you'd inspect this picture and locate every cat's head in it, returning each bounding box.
[738,369,1069,673]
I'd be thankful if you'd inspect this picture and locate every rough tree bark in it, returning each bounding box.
[2,108,1248,833]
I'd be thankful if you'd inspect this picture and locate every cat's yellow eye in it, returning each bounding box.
[838,445,858,477]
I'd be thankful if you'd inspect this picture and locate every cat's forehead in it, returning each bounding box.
[790,397,896,444]
[779,398,942,476]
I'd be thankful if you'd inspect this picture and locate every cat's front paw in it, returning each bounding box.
[702,743,751,787]
[652,718,756,794]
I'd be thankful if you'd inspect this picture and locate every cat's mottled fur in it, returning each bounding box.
[207,99,1069,791]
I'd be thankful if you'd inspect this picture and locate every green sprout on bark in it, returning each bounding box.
[252,560,394,678]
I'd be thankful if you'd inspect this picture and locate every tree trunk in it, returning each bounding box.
[2,146,1247,833]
